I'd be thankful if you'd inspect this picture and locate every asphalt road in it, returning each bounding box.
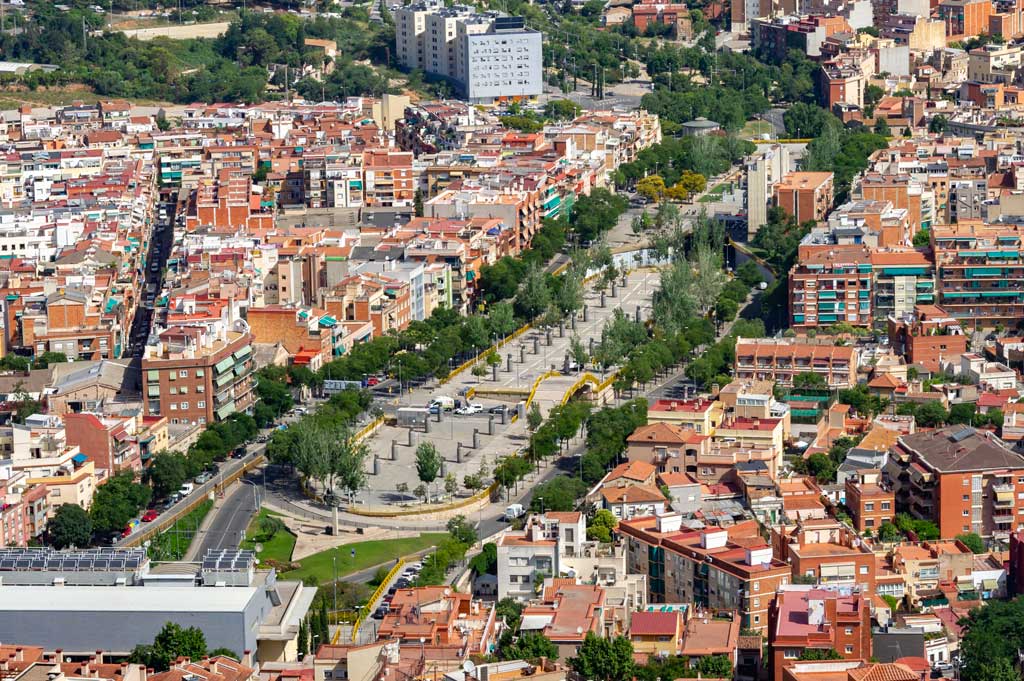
[186,476,262,559]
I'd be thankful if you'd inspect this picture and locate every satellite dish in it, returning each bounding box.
[462,660,476,674]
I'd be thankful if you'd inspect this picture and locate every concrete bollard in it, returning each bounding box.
[589,337,595,354]
[424,418,431,434]
[408,429,414,446]
[472,429,479,449]
[520,345,526,363]
[391,440,398,460]
[533,337,539,354]
[436,408,442,422]
[600,292,605,308]
[456,442,463,462]
[636,306,642,323]
[372,456,380,475]
[571,314,576,330]
[546,329,552,346]
[558,321,564,338]
[491,363,498,381]
[583,305,589,322]
[506,353,513,372]
[499,409,506,425]
[488,415,495,436]
[611,282,617,298]
[563,354,570,373]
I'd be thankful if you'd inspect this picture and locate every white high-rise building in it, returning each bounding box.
[395,2,542,103]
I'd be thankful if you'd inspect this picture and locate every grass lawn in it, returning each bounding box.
[699,182,732,203]
[148,499,214,561]
[282,533,447,583]
[240,508,296,564]
[741,119,774,139]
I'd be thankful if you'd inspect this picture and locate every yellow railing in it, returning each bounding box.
[343,558,407,643]
[121,454,266,548]
[353,416,385,442]
[439,323,532,386]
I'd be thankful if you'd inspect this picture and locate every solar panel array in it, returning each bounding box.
[201,549,255,572]
[0,547,146,572]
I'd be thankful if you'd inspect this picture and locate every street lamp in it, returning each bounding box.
[240,478,260,511]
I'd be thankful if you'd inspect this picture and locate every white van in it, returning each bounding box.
[504,504,525,521]
[429,395,455,411]
[179,482,194,496]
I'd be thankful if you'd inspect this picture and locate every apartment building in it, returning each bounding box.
[790,244,874,329]
[768,586,872,681]
[938,0,993,38]
[646,397,723,434]
[884,425,1024,538]
[141,324,254,426]
[774,172,835,224]
[752,16,852,61]
[734,337,859,389]
[932,222,1024,329]
[63,413,142,476]
[394,1,542,103]
[362,149,415,208]
[745,144,792,239]
[619,515,791,632]
[819,58,867,109]
[845,470,896,532]
[887,304,967,372]
[520,584,605,659]
[871,251,936,320]
[496,511,586,600]
[247,306,335,369]
[376,586,497,658]
[774,518,878,594]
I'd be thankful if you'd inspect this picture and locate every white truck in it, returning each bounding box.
[429,395,456,412]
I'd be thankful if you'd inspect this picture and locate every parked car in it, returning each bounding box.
[455,402,483,415]
[231,446,247,459]
[179,482,194,496]
[372,605,389,619]
[121,525,134,538]
[141,509,159,523]
[365,376,380,387]
[487,404,508,415]
[194,472,213,485]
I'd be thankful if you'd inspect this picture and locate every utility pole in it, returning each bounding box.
[82,16,87,52]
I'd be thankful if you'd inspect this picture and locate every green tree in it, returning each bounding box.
[530,475,587,512]
[587,509,617,543]
[90,471,152,534]
[527,403,544,432]
[915,400,949,427]
[799,648,843,661]
[929,115,948,134]
[956,532,985,554]
[873,118,891,135]
[959,597,1024,681]
[469,542,498,576]
[636,175,667,202]
[415,441,442,490]
[569,632,635,681]
[881,594,900,612]
[414,189,424,218]
[697,655,733,678]
[504,632,560,661]
[447,515,477,545]
[49,503,93,549]
[297,618,309,658]
[806,452,837,483]
[209,648,240,660]
[793,371,827,389]
[514,266,551,321]
[33,351,67,368]
[877,521,901,542]
[129,622,207,672]
[544,98,581,121]
[147,451,189,500]
[912,229,930,248]
[950,402,977,425]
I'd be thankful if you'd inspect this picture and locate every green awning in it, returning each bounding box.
[147,370,159,381]
[147,386,160,397]
[235,364,249,377]
[318,316,337,327]
[232,345,252,360]
[215,402,236,420]
[215,372,234,387]
[983,579,998,590]
[214,357,234,374]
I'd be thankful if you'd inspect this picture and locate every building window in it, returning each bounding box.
[963,510,970,516]
[845,627,853,635]
[860,566,868,574]
[865,502,874,511]
[784,650,799,659]
[753,582,760,592]
[754,615,760,624]
[845,646,854,654]
[881,502,891,511]
[170,404,176,410]
[963,495,969,501]
[198,401,206,409]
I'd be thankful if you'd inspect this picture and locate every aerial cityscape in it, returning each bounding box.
[3,0,1024,679]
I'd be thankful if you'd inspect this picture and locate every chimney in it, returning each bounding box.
[55,650,63,664]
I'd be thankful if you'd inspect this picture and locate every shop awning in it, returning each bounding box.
[72,453,88,465]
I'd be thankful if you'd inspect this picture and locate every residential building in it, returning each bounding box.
[746,144,792,239]
[496,512,586,600]
[63,412,142,476]
[931,220,1024,330]
[871,251,936,321]
[845,470,895,533]
[646,398,723,434]
[773,518,878,594]
[619,515,791,632]
[789,245,874,329]
[938,0,993,38]
[887,304,967,373]
[775,172,835,224]
[884,425,1024,538]
[628,610,682,657]
[141,323,255,426]
[601,485,667,520]
[768,585,872,681]
[519,582,605,659]
[375,586,497,659]
[734,337,859,389]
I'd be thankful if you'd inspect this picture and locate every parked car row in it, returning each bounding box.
[374,562,424,618]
